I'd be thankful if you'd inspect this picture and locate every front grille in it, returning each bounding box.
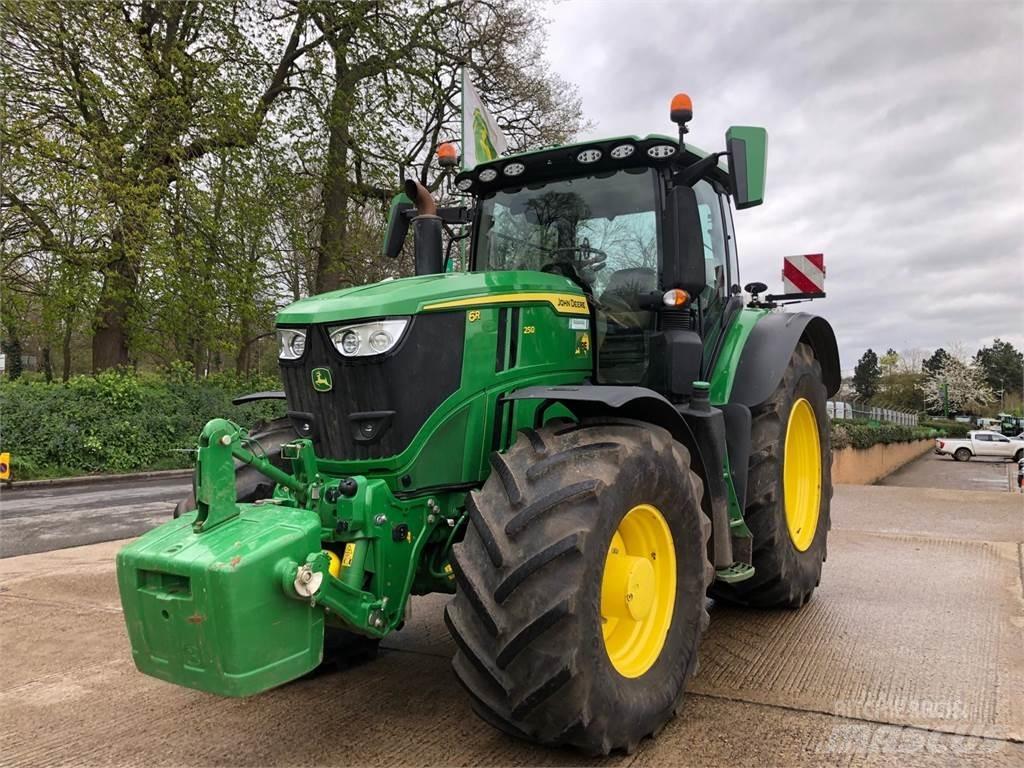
[279,313,465,460]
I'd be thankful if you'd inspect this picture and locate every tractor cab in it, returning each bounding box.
[465,140,730,393]
[390,98,769,403]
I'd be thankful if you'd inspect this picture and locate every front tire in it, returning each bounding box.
[446,421,712,754]
[711,342,831,608]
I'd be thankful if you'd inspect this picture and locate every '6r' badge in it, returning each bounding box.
[311,367,333,392]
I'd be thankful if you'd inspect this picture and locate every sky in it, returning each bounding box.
[544,0,1024,372]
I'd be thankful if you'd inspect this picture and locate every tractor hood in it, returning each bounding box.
[276,270,588,325]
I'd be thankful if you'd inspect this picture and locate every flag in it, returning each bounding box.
[462,69,507,169]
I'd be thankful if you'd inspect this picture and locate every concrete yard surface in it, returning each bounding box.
[1,482,1022,765]
[882,451,1018,493]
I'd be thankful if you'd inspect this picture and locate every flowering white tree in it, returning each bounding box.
[923,357,995,414]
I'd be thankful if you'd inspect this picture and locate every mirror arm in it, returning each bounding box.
[672,152,727,188]
[401,206,472,226]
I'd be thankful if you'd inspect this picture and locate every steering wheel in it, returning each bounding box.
[552,240,608,273]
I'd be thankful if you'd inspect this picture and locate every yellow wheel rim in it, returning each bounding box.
[783,398,822,552]
[600,503,676,678]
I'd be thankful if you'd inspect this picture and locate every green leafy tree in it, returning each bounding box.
[1,0,586,377]
[974,339,1024,403]
[879,348,900,376]
[853,349,881,400]
[923,347,951,375]
[876,371,926,411]
[1,0,319,370]
[302,0,588,293]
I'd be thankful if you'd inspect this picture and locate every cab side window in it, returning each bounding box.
[694,180,729,350]
[694,180,727,303]
[721,193,739,291]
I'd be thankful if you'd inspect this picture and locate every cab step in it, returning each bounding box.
[715,562,756,583]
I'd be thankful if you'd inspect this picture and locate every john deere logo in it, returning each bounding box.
[311,368,332,392]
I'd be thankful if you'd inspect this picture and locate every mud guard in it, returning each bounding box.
[506,385,734,568]
[719,312,838,512]
[231,390,286,405]
[728,313,840,408]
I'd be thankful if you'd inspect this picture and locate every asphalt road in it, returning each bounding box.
[1,450,1015,560]
[0,457,1021,766]
[0,476,190,558]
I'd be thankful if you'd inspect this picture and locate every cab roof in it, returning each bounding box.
[454,134,731,197]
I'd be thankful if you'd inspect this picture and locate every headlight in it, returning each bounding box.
[278,328,306,360]
[329,319,409,358]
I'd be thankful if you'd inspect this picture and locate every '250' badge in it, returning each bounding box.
[311,367,333,392]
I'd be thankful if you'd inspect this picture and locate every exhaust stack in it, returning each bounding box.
[404,179,444,276]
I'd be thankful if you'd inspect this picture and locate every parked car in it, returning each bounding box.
[934,430,1024,462]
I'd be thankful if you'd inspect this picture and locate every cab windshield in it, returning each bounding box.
[475,167,660,298]
[475,167,662,384]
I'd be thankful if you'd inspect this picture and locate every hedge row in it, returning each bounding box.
[919,419,971,438]
[0,368,285,479]
[831,421,939,451]
[0,371,955,478]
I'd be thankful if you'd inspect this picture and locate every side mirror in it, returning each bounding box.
[662,185,705,296]
[383,192,414,258]
[726,126,767,209]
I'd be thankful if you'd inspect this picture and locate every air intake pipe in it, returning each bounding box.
[404,179,443,276]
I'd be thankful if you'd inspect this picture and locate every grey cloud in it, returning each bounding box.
[547,0,1024,370]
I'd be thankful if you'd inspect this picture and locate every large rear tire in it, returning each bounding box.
[446,421,711,755]
[711,342,831,609]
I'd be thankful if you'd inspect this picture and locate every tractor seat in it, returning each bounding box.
[600,267,656,325]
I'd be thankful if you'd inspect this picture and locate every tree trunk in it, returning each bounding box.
[61,315,73,382]
[315,56,354,294]
[92,228,136,371]
[92,270,133,371]
[4,338,22,380]
[235,318,251,377]
[41,347,53,382]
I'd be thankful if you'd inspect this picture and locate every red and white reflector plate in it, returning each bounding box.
[782,254,825,294]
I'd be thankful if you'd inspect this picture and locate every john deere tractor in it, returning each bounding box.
[117,94,839,754]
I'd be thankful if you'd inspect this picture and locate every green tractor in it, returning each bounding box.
[117,93,839,754]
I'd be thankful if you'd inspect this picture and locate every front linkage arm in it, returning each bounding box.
[188,418,459,640]
[192,418,309,533]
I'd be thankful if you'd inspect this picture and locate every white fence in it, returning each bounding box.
[827,400,919,427]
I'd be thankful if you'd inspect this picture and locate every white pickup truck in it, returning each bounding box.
[934,430,1024,462]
